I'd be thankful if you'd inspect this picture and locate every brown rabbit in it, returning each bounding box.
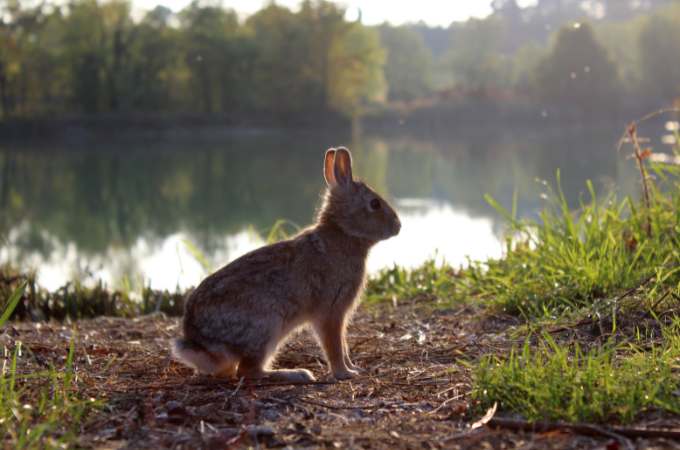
[172,147,401,382]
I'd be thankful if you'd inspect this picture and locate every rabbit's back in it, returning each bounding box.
[188,240,297,309]
[182,241,308,352]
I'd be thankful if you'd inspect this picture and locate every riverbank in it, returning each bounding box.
[0,131,679,448]
[1,103,668,143]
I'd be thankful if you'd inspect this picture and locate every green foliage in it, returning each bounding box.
[445,18,512,90]
[0,0,385,119]
[264,219,301,244]
[467,167,680,318]
[0,285,99,448]
[327,21,386,117]
[639,5,680,102]
[473,326,680,423]
[0,268,186,320]
[365,259,457,305]
[593,14,648,93]
[182,238,213,273]
[379,26,433,101]
[0,0,678,120]
[364,156,679,319]
[179,2,253,114]
[0,281,25,326]
[535,23,622,113]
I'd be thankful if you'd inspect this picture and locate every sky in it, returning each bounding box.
[132,1,524,27]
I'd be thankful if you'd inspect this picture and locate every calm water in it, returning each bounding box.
[0,125,646,291]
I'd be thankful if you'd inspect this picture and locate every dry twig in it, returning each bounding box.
[488,417,680,447]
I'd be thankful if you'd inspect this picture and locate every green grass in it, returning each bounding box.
[0,267,186,321]
[465,149,680,424]
[473,322,680,423]
[477,168,678,318]
[366,166,679,320]
[365,143,680,424]
[365,258,459,305]
[1,125,678,434]
[0,284,99,448]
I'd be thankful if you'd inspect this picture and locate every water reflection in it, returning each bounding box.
[2,202,501,291]
[368,199,501,273]
[0,125,642,290]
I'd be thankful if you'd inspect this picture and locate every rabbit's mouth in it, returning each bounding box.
[392,218,402,237]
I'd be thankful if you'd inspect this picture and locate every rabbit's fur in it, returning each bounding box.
[172,147,401,382]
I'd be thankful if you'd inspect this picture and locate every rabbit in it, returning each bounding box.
[171,147,401,382]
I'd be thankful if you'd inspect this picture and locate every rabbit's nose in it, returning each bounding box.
[393,217,402,235]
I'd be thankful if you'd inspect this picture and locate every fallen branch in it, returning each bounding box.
[488,417,680,443]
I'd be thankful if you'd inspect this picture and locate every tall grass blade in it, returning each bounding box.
[0,282,26,328]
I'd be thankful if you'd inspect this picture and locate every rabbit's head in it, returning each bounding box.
[319,147,401,242]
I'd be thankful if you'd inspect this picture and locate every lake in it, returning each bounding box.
[0,123,652,292]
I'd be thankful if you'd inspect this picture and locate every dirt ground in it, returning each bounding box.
[5,300,680,449]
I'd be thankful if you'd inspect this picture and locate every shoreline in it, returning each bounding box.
[0,107,665,143]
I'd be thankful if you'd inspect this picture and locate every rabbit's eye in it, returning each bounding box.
[370,199,381,211]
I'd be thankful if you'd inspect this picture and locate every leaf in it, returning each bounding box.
[471,402,497,430]
[0,282,27,328]
[639,148,653,160]
[181,239,212,273]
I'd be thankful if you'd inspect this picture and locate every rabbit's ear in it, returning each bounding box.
[333,147,353,187]
[324,148,337,187]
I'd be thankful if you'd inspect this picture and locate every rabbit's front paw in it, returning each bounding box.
[285,369,316,383]
[332,367,359,381]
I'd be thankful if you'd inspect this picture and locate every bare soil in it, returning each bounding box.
[4,300,679,449]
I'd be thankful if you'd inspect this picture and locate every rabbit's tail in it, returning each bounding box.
[171,338,238,377]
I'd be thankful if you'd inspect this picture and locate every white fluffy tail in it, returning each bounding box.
[171,338,238,377]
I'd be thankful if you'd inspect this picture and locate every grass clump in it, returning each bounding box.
[0,266,187,321]
[365,258,458,305]
[1,341,98,449]
[461,166,679,318]
[473,324,680,423]
[0,284,99,448]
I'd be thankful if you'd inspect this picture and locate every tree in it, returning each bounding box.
[62,0,108,113]
[446,18,512,90]
[638,9,680,103]
[248,1,385,120]
[379,25,433,101]
[126,7,183,110]
[326,22,385,118]
[535,22,621,112]
[247,4,323,115]
[0,1,67,117]
[179,2,247,114]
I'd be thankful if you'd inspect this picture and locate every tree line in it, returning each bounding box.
[383,0,680,115]
[0,0,384,122]
[1,0,679,124]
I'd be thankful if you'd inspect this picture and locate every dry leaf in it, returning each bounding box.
[639,148,653,160]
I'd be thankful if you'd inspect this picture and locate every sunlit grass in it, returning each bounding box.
[365,258,458,305]
[0,266,186,320]
[459,164,679,318]
[473,322,680,423]
[366,164,679,321]
[347,160,680,324]
[0,284,99,448]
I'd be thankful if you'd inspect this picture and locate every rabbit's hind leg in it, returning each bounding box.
[237,355,315,383]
